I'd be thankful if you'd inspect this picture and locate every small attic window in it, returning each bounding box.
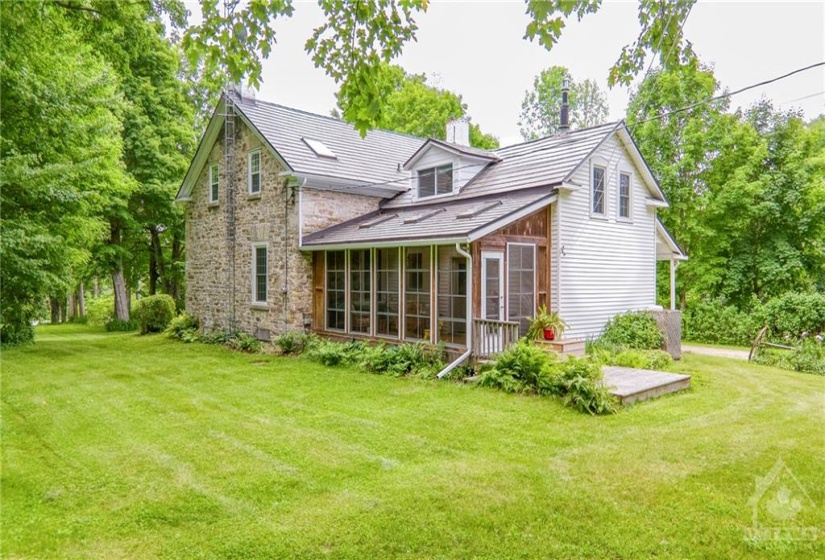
[303,138,337,159]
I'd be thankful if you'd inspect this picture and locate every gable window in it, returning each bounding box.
[349,249,371,334]
[417,164,453,198]
[248,150,261,194]
[252,244,268,304]
[619,172,631,219]
[592,165,606,215]
[326,250,346,331]
[209,163,219,203]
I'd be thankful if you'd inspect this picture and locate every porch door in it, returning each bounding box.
[481,251,504,320]
[480,251,505,353]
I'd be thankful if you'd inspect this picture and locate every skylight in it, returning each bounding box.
[456,200,503,219]
[302,138,337,159]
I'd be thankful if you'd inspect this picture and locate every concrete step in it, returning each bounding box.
[601,366,691,405]
[536,338,586,358]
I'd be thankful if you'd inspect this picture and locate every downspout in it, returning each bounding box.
[437,242,473,379]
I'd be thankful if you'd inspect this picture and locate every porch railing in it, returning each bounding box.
[473,318,520,359]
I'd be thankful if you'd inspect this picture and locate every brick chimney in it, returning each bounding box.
[446,118,470,146]
[559,76,570,133]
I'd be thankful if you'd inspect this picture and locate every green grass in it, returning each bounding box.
[2,325,823,559]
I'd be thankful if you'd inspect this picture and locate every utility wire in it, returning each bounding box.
[631,61,825,126]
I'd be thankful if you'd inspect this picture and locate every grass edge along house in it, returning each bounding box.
[175,88,685,370]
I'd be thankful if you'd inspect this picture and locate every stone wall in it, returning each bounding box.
[185,116,384,338]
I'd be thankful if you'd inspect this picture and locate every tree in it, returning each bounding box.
[335,64,499,149]
[518,66,609,140]
[626,61,729,308]
[178,1,697,134]
[0,1,128,342]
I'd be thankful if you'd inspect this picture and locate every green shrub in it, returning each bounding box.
[166,313,199,341]
[276,331,302,355]
[611,349,673,370]
[306,339,365,367]
[226,331,261,353]
[548,357,618,415]
[683,299,757,346]
[787,338,825,375]
[755,292,825,342]
[85,295,115,326]
[0,321,35,346]
[199,331,227,345]
[105,318,138,332]
[478,340,556,394]
[133,295,176,335]
[600,311,664,350]
[356,342,445,377]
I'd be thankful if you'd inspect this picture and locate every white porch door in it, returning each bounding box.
[480,251,505,352]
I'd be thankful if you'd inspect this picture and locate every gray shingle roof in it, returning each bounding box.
[383,121,620,209]
[234,96,423,186]
[302,188,555,248]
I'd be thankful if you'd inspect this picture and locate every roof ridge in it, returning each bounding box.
[235,95,428,142]
[495,120,622,153]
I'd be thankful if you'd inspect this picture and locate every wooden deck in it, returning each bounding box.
[601,366,691,405]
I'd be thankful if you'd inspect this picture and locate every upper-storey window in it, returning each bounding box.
[209,163,219,203]
[592,165,606,215]
[618,172,631,219]
[417,164,453,198]
[248,150,261,194]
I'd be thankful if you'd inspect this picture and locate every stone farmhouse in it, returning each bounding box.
[176,90,685,364]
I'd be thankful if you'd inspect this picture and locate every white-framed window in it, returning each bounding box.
[592,164,606,216]
[618,171,631,219]
[248,149,261,194]
[252,243,268,304]
[417,164,453,198]
[325,250,346,331]
[208,163,219,203]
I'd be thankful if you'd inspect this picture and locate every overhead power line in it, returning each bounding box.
[632,61,825,126]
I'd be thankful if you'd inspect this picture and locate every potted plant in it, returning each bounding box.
[526,305,567,341]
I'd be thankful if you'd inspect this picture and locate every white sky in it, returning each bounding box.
[201,0,825,147]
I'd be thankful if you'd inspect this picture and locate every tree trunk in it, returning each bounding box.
[149,229,159,296]
[67,292,76,320]
[93,277,100,298]
[50,298,61,324]
[112,268,129,321]
[60,299,67,323]
[169,231,182,302]
[77,282,86,317]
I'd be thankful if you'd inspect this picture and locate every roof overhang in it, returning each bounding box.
[302,237,468,252]
[278,170,406,198]
[403,138,500,170]
[656,219,687,261]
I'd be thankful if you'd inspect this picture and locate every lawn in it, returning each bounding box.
[2,325,823,559]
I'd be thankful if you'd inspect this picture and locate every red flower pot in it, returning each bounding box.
[543,328,555,341]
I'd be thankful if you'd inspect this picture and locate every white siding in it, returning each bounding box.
[557,134,658,339]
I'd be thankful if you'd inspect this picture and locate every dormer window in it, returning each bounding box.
[417,164,453,198]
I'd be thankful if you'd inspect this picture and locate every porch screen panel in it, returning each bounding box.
[436,246,467,346]
[404,247,431,341]
[507,244,536,336]
[376,248,399,337]
[349,249,371,334]
[325,250,346,331]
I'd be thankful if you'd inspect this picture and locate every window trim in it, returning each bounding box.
[416,162,454,200]
[617,170,632,222]
[208,162,219,204]
[435,245,468,349]
[402,246,432,342]
[348,248,372,336]
[590,161,607,218]
[251,242,268,306]
[248,149,262,195]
